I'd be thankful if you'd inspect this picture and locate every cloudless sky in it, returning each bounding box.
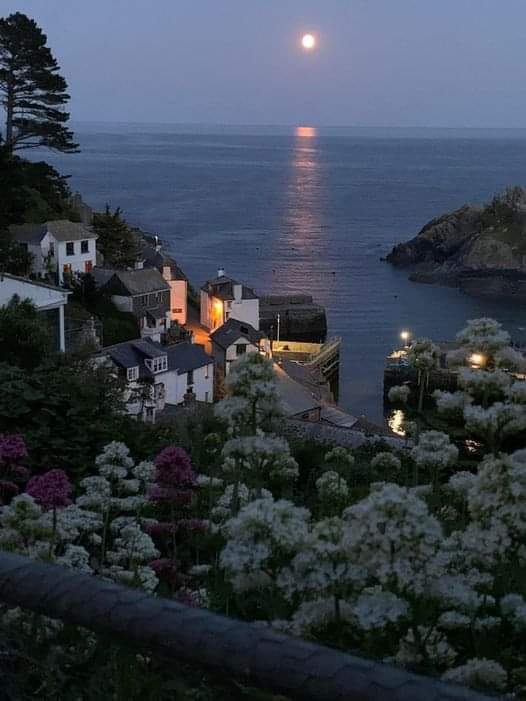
[4,0,526,127]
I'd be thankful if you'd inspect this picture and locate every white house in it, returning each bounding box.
[140,241,188,326]
[95,338,214,423]
[200,269,259,331]
[210,317,271,376]
[10,220,98,284]
[0,273,71,351]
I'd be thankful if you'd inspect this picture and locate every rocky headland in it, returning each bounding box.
[386,187,526,300]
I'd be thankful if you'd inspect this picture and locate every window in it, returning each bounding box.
[187,370,194,386]
[172,307,183,314]
[127,366,139,381]
[66,242,74,256]
[148,356,168,373]
[205,364,209,379]
[85,260,93,273]
[81,240,89,253]
[205,391,209,403]
[49,242,54,256]
[236,344,247,356]
[63,264,72,275]
[138,295,148,306]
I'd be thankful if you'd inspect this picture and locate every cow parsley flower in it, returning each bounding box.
[442,658,507,691]
[371,452,401,473]
[315,471,349,500]
[353,587,409,630]
[388,385,410,404]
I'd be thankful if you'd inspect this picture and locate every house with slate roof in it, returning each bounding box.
[200,268,259,331]
[94,338,214,423]
[210,317,270,376]
[139,239,188,325]
[101,268,172,342]
[9,220,98,284]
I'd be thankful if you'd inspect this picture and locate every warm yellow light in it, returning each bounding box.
[302,33,316,50]
[295,126,317,138]
[469,353,485,368]
[400,330,411,343]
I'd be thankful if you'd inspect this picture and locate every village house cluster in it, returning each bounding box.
[2,211,357,432]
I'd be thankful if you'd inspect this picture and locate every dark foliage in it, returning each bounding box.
[0,295,54,370]
[93,206,141,269]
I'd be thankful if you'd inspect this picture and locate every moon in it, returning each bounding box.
[301,33,316,50]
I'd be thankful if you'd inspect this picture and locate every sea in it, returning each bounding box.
[44,123,526,422]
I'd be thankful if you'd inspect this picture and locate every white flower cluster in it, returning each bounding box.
[407,338,439,372]
[458,368,511,399]
[211,482,272,523]
[220,497,310,592]
[396,626,457,667]
[442,658,507,691]
[353,587,409,631]
[463,402,526,445]
[433,390,472,417]
[456,318,510,354]
[388,385,410,404]
[325,446,355,470]
[411,431,458,471]
[370,452,401,473]
[222,434,298,483]
[342,483,445,596]
[315,471,349,500]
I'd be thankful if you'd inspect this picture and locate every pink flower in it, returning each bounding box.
[26,470,72,511]
[0,435,27,464]
[153,447,196,489]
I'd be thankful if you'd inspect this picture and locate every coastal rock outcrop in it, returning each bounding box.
[386,187,526,298]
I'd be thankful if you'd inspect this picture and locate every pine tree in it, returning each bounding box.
[93,206,141,269]
[0,12,78,154]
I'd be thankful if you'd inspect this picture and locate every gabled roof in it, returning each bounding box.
[166,342,213,375]
[210,318,265,350]
[96,338,213,378]
[10,220,97,244]
[141,245,187,282]
[201,274,257,301]
[103,268,170,296]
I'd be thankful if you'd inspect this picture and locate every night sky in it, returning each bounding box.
[5,0,526,127]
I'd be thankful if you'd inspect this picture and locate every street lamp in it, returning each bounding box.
[469,353,486,368]
[400,330,411,347]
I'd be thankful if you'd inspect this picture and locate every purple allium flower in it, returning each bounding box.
[26,470,72,511]
[0,435,28,464]
[153,447,196,489]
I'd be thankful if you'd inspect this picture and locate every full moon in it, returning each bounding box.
[301,33,316,50]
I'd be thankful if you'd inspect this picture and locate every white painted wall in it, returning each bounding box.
[0,274,69,351]
[167,278,187,325]
[227,298,259,330]
[55,237,97,283]
[201,290,259,331]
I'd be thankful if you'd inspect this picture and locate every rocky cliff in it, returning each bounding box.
[386,187,526,297]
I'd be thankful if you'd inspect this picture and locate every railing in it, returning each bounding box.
[0,552,495,701]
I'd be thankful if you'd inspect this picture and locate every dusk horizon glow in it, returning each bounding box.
[5,0,526,128]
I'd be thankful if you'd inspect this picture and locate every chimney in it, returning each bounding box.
[134,259,144,270]
[233,283,242,302]
[162,265,171,280]
[154,235,162,253]
[217,267,225,278]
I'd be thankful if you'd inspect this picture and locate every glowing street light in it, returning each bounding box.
[469,353,486,368]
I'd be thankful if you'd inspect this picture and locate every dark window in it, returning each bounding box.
[81,240,89,253]
[66,242,74,256]
[236,344,247,356]
[49,242,54,256]
[187,370,194,386]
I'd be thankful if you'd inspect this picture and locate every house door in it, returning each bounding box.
[85,260,93,273]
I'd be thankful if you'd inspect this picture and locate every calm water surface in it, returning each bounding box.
[46,124,526,420]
